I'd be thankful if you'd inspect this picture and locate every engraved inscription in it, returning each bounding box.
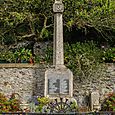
[48,77,69,95]
[60,79,69,94]
[48,79,60,94]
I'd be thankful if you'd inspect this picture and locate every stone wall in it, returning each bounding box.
[0,63,114,106]
[0,64,46,103]
[73,63,115,107]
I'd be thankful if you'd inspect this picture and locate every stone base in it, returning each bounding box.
[44,67,73,98]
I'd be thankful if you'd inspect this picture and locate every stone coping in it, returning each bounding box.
[0,63,47,68]
[0,63,114,68]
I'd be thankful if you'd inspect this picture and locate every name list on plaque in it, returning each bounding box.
[48,77,69,95]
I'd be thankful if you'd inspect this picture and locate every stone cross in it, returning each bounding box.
[44,0,73,98]
[53,0,64,66]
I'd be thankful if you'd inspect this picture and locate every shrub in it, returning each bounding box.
[34,45,53,64]
[64,41,105,81]
[101,93,115,111]
[0,93,22,113]
[14,48,33,63]
[0,48,34,63]
[35,97,50,113]
[0,49,16,63]
[0,0,114,45]
[103,47,115,63]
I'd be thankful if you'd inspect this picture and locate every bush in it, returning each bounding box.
[0,0,114,45]
[0,49,16,63]
[29,96,50,113]
[34,45,53,64]
[14,48,33,63]
[101,93,115,111]
[35,97,50,113]
[0,48,33,63]
[0,93,22,112]
[34,41,107,81]
[64,41,105,81]
[103,47,115,63]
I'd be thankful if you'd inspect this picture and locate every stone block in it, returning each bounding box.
[90,91,100,111]
[44,68,73,98]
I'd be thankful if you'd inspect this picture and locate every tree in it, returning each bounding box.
[63,0,115,44]
[0,0,53,45]
[0,0,115,45]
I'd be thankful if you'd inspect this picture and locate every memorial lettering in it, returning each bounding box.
[48,77,69,95]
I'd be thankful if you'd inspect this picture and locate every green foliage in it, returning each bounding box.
[101,93,115,111]
[70,101,78,111]
[30,97,78,113]
[34,55,41,64]
[64,42,105,80]
[64,0,115,39]
[0,0,53,44]
[14,48,33,63]
[0,49,16,63]
[0,0,114,45]
[35,41,106,80]
[33,41,111,81]
[37,97,49,105]
[0,48,33,63]
[103,47,115,62]
[43,46,53,64]
[0,93,21,112]
[2,33,16,45]
[35,46,53,64]
[35,97,50,113]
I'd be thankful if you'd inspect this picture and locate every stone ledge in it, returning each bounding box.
[0,63,114,68]
[0,63,46,68]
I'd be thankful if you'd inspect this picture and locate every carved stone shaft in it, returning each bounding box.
[53,0,64,66]
[44,0,73,98]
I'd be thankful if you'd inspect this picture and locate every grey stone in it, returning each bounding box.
[44,0,73,98]
[53,0,64,13]
[33,42,52,56]
[90,91,100,111]
[44,68,73,97]
[53,0,64,66]
[0,63,115,107]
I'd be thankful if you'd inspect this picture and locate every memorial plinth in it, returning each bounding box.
[44,68,73,97]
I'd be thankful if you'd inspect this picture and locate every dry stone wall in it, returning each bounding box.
[0,63,114,106]
[0,64,46,103]
[73,63,115,107]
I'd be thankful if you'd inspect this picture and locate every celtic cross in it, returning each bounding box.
[53,0,64,13]
[53,0,64,66]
